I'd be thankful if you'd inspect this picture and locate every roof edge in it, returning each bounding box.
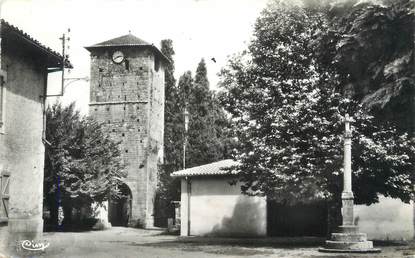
[171,159,239,178]
[1,19,73,69]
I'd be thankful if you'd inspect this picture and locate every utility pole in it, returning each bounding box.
[183,107,189,169]
[47,29,71,97]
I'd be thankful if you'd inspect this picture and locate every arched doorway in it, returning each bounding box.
[108,183,132,227]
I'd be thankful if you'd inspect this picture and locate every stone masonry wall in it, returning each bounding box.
[145,54,164,226]
[89,47,164,227]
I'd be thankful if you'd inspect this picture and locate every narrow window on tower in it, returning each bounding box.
[125,59,130,71]
[154,55,160,72]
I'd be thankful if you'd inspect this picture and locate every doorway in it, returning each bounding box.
[108,184,132,226]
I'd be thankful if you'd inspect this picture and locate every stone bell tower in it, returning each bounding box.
[85,34,166,228]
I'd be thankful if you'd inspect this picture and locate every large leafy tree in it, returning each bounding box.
[219,0,414,230]
[44,102,125,228]
[324,0,415,133]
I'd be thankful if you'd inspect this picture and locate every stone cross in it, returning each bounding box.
[342,113,354,225]
[319,114,380,253]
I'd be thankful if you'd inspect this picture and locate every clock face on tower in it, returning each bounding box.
[112,50,124,64]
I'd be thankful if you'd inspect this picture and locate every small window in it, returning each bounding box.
[154,56,160,72]
[94,108,98,111]
[112,129,115,132]
[136,119,140,122]
[124,95,127,101]
[122,119,124,122]
[125,59,130,71]
[106,107,110,111]
[108,120,111,123]
[138,128,140,132]
[139,67,143,70]
[123,107,126,110]
[0,79,5,132]
[122,133,125,137]
[125,150,128,153]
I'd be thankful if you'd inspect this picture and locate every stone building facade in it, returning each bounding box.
[0,20,69,247]
[85,34,167,228]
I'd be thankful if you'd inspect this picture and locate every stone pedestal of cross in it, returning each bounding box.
[319,114,381,253]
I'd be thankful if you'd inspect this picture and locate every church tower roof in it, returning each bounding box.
[85,33,170,63]
[86,34,150,48]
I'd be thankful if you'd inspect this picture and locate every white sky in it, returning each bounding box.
[1,0,267,114]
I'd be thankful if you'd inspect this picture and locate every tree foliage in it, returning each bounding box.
[185,59,232,167]
[325,0,415,132]
[218,0,415,211]
[155,40,182,226]
[156,41,233,225]
[44,102,126,226]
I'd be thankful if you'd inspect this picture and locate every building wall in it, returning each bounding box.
[88,47,164,227]
[355,196,414,240]
[145,54,164,226]
[180,177,267,237]
[0,42,47,242]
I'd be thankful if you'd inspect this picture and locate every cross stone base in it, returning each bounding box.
[319,225,381,253]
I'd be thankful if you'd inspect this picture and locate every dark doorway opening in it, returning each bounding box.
[108,184,132,227]
[267,200,327,237]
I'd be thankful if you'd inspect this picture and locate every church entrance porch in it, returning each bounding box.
[108,184,132,227]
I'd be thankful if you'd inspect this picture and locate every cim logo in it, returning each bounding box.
[20,240,50,251]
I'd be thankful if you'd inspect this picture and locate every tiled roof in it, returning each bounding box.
[85,33,170,64]
[171,159,239,178]
[86,34,150,48]
[1,19,72,68]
